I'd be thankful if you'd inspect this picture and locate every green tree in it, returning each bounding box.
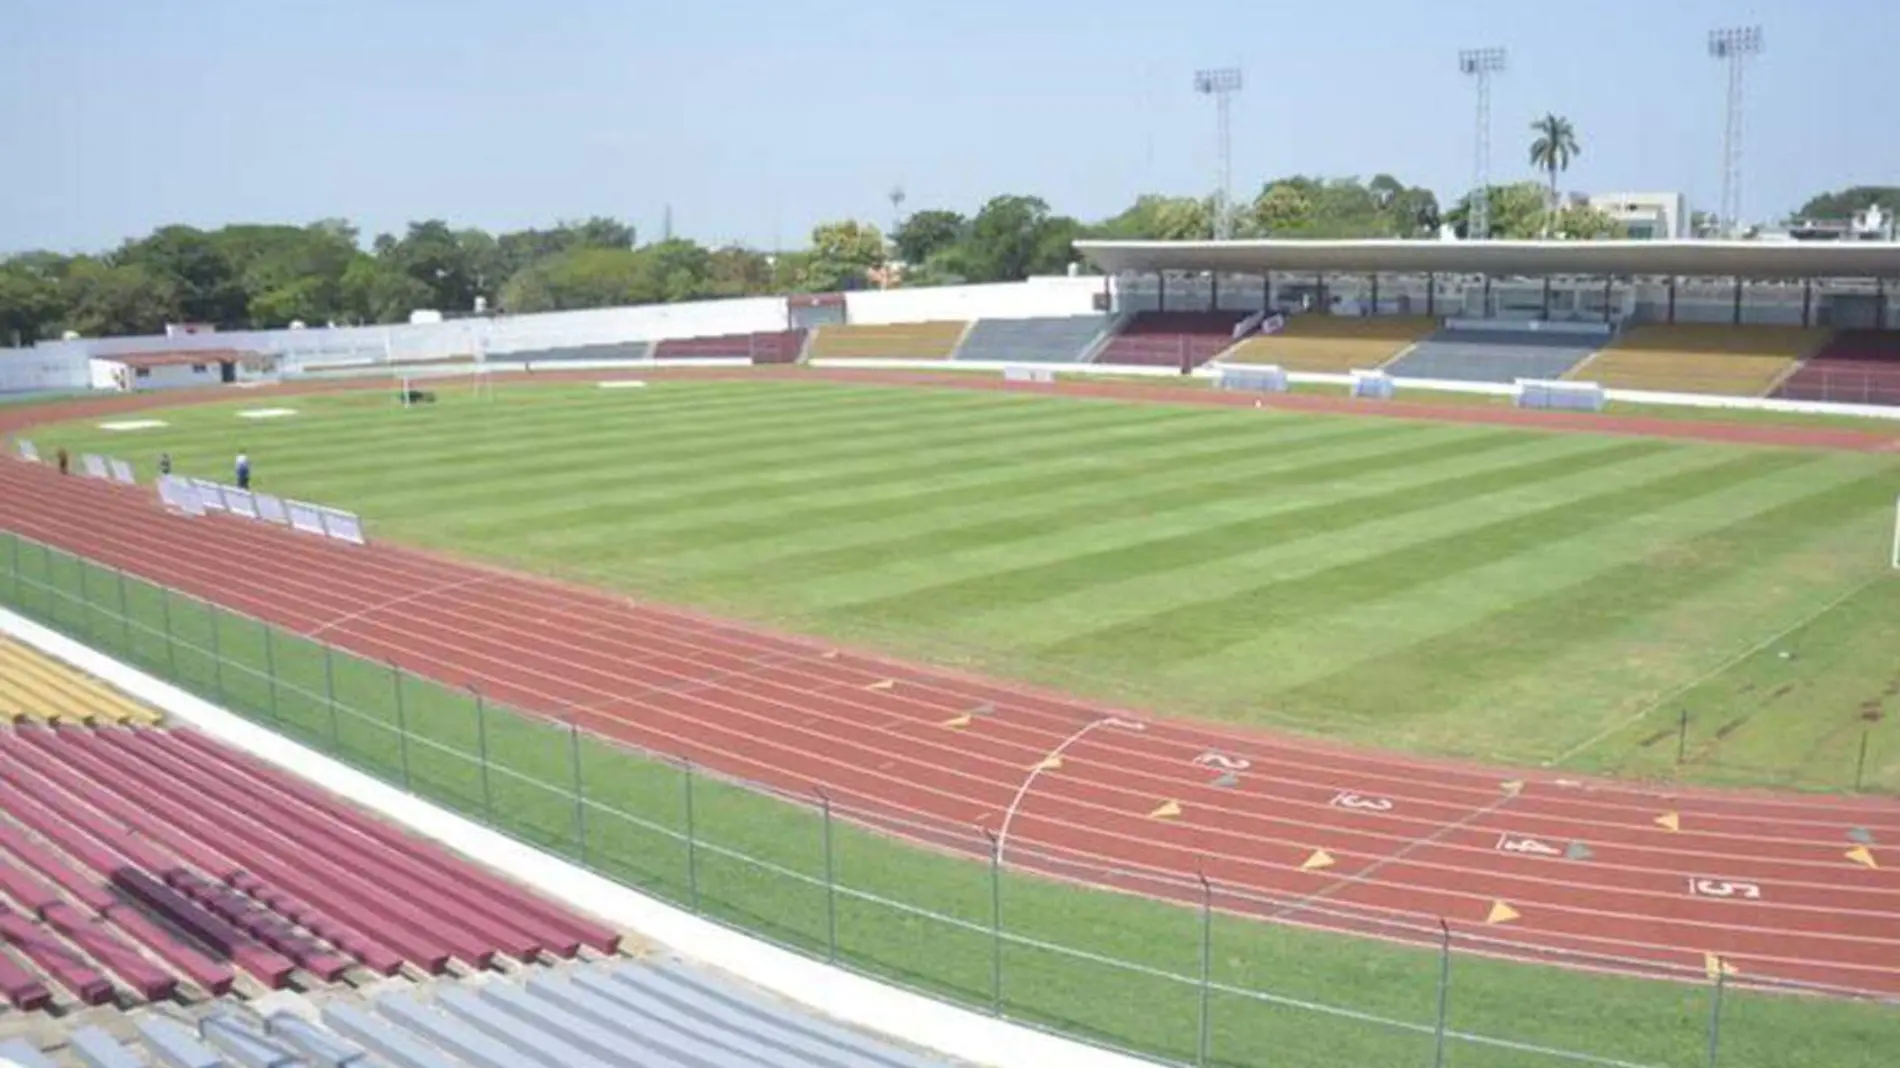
[962,196,1078,282]
[1093,195,1213,240]
[498,247,644,313]
[1528,114,1581,236]
[339,255,432,323]
[379,220,482,313]
[213,223,358,326]
[116,225,243,325]
[58,258,182,336]
[1792,186,1900,223]
[707,246,774,297]
[1445,182,1551,240]
[891,210,967,265]
[0,257,67,345]
[638,239,715,303]
[803,220,885,292]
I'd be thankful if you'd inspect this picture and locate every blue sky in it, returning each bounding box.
[2,0,1892,253]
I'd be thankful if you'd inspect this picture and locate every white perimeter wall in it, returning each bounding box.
[1,347,89,393]
[844,276,1104,324]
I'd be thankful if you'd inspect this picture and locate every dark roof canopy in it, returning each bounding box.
[1072,239,1900,280]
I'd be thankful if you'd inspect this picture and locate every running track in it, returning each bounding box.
[1,377,1896,999]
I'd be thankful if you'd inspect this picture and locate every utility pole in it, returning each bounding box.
[1708,26,1764,238]
[1458,48,1507,240]
[1193,69,1243,240]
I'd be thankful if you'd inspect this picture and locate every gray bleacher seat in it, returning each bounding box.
[323,1001,466,1068]
[263,1010,376,1067]
[68,1028,144,1068]
[134,1016,225,1068]
[424,987,622,1068]
[953,316,1107,363]
[0,1038,58,1068]
[1383,329,1602,383]
[499,341,651,364]
[198,1010,305,1067]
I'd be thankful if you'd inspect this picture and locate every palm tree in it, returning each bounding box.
[1528,114,1581,237]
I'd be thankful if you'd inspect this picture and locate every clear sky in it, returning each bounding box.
[2,0,1893,253]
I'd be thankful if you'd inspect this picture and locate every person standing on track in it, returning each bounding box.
[158,452,172,477]
[56,447,69,475]
[234,450,251,491]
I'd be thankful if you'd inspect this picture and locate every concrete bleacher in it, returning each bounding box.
[1383,327,1603,384]
[1773,329,1900,406]
[652,329,807,365]
[3,957,952,1066]
[0,725,618,1012]
[952,315,1108,363]
[0,639,159,728]
[493,340,652,364]
[1091,311,1248,369]
[1221,315,1438,373]
[1568,324,1825,396]
[804,320,968,360]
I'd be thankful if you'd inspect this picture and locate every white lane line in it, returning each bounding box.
[303,575,494,637]
[994,715,1143,863]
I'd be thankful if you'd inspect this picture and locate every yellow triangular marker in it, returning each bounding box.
[1148,799,1182,820]
[940,713,972,729]
[865,679,896,692]
[1300,849,1336,872]
[1846,845,1878,869]
[1703,953,1738,979]
[1032,755,1064,772]
[1654,812,1681,833]
[1485,900,1521,925]
[1500,780,1525,795]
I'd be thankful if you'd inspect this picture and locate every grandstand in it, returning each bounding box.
[804,320,968,360]
[1773,329,1900,405]
[1565,324,1825,395]
[491,340,652,364]
[0,637,159,727]
[651,329,807,364]
[1091,311,1249,369]
[952,315,1108,363]
[1384,327,1604,384]
[1221,315,1438,372]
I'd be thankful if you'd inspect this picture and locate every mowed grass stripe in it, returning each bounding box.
[838,436,1675,627]
[1040,450,1812,670]
[673,421,1458,586]
[631,419,1443,569]
[1188,454,1880,704]
[511,406,1371,551]
[1274,466,1894,751]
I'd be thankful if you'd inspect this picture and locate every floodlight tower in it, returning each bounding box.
[1708,26,1763,238]
[1458,48,1507,240]
[1194,68,1243,240]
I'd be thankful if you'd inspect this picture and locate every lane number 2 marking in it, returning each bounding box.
[1688,878,1763,901]
[1329,791,1394,813]
[1193,751,1252,772]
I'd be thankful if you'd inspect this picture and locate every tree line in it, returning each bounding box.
[3,165,1887,345]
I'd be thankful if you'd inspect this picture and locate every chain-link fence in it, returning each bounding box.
[0,529,1893,1068]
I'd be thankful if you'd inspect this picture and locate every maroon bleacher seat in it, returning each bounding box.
[1773,330,1900,406]
[1092,312,1250,370]
[653,329,806,365]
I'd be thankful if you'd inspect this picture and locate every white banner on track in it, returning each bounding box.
[158,475,205,517]
[286,500,327,537]
[108,459,137,485]
[319,507,366,545]
[81,453,109,479]
[192,478,227,511]
[253,493,290,526]
[15,439,38,463]
[221,487,260,520]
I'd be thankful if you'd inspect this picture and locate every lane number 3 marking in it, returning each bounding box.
[1330,791,1394,812]
[1688,878,1763,900]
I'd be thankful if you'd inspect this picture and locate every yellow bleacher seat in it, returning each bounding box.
[0,638,160,727]
[806,321,969,360]
[1222,316,1438,372]
[1568,325,1827,396]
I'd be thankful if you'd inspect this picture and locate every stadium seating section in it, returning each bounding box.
[1221,315,1438,373]
[952,315,1109,363]
[0,723,618,1011]
[1091,312,1248,369]
[495,340,652,363]
[0,638,160,727]
[1383,328,1603,384]
[804,321,968,360]
[1773,330,1900,406]
[0,955,949,1066]
[1568,324,1824,396]
[652,329,807,364]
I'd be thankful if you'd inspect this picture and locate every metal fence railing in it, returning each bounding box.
[0,528,1894,1068]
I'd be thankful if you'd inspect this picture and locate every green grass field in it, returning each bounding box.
[28,377,1900,791]
[3,536,1895,1068]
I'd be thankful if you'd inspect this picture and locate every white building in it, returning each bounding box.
[88,350,271,392]
[1584,192,1689,240]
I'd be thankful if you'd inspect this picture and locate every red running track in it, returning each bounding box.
[2,424,1897,1000]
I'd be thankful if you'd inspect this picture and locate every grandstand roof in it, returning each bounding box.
[1072,239,1900,280]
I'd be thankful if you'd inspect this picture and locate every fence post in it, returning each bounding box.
[1433,920,1452,1068]
[1196,869,1212,1068]
[40,541,52,622]
[114,569,130,653]
[474,686,492,821]
[323,644,340,750]
[1855,729,1870,792]
[683,759,700,912]
[984,829,1003,1016]
[161,586,177,677]
[1677,707,1690,765]
[818,789,837,964]
[263,624,280,722]
[7,532,18,606]
[1706,968,1726,1068]
[78,560,95,641]
[391,662,411,791]
[208,602,225,703]
[569,720,587,864]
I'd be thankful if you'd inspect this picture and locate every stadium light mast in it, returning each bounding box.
[1194,68,1243,240]
[1458,48,1507,240]
[1708,26,1763,239]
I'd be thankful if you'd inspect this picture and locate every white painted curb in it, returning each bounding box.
[0,606,1161,1068]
